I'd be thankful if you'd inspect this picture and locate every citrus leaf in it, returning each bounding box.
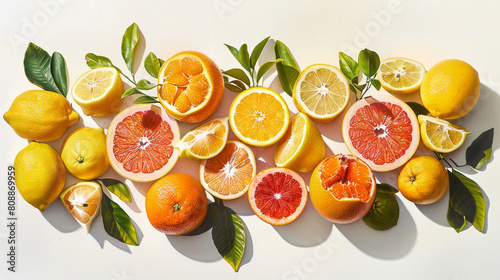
[159,58,165,67]
[407,102,429,116]
[50,52,68,96]
[101,193,138,245]
[250,36,270,68]
[223,207,245,272]
[256,58,282,84]
[136,79,157,90]
[339,52,359,81]
[133,95,159,104]
[371,78,381,90]
[225,82,245,93]
[85,53,123,75]
[274,40,300,96]
[212,205,235,256]
[358,48,380,78]
[121,23,139,74]
[238,44,251,72]
[223,68,251,87]
[23,43,63,95]
[184,203,220,236]
[376,183,399,194]
[447,203,467,233]
[224,43,239,63]
[144,52,161,79]
[465,128,494,170]
[453,170,485,232]
[100,178,131,202]
[228,80,247,91]
[122,87,143,98]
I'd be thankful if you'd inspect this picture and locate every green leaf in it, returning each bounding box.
[223,68,251,87]
[371,78,381,90]
[85,53,123,75]
[23,43,63,95]
[101,193,138,245]
[50,52,67,96]
[133,95,159,104]
[238,44,251,72]
[228,80,247,91]
[122,87,143,98]
[447,203,467,233]
[184,203,220,236]
[354,83,366,92]
[222,207,245,272]
[250,36,270,68]
[376,183,399,194]
[121,23,140,74]
[144,52,162,79]
[466,128,494,170]
[452,170,485,232]
[407,102,429,116]
[358,48,380,78]
[225,83,245,93]
[212,205,236,256]
[339,52,359,81]
[100,178,131,202]
[159,58,165,67]
[274,40,300,97]
[256,58,282,84]
[224,43,239,62]
[137,79,157,90]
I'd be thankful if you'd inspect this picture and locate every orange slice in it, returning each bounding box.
[60,181,102,233]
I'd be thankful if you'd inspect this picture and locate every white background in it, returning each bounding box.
[1,0,500,279]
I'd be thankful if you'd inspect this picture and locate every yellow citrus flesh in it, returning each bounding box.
[60,181,102,232]
[293,64,350,122]
[418,115,470,153]
[377,57,426,94]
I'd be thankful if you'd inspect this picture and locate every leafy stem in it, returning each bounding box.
[339,49,381,101]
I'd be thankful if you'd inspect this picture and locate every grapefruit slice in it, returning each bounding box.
[248,167,307,226]
[60,181,102,233]
[342,94,420,172]
[309,154,376,224]
[106,104,180,182]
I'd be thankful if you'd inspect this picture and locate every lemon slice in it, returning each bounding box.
[274,112,325,172]
[293,64,350,122]
[418,115,471,153]
[72,67,124,117]
[377,57,426,94]
[175,117,229,160]
[60,181,102,233]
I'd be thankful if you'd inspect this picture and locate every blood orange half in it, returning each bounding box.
[342,94,419,172]
[248,167,307,226]
[106,104,180,182]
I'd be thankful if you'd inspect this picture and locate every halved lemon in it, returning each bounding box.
[60,181,102,233]
[174,117,229,160]
[293,64,350,122]
[418,115,471,153]
[377,57,426,94]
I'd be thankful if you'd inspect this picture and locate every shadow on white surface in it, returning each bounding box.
[42,198,80,233]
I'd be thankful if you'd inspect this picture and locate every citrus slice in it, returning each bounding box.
[72,67,124,117]
[158,51,224,123]
[274,112,325,173]
[342,94,420,172]
[309,154,377,224]
[293,64,350,122]
[60,181,102,233]
[106,104,180,182]
[248,167,307,225]
[229,87,290,147]
[175,117,229,160]
[418,115,470,153]
[377,57,426,94]
[200,140,256,200]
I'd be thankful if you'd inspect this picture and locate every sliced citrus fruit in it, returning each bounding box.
[248,167,307,225]
[229,87,290,147]
[377,57,426,94]
[342,94,420,172]
[418,115,470,153]
[60,181,102,233]
[200,140,256,200]
[274,112,325,172]
[72,67,124,117]
[309,154,376,224]
[106,104,180,182]
[293,64,350,122]
[158,51,224,123]
[175,117,229,160]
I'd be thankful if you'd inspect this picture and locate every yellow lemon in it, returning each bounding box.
[14,142,66,211]
[61,127,110,180]
[377,57,426,94]
[418,115,471,153]
[4,90,79,141]
[420,59,480,119]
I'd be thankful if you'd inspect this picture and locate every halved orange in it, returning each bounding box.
[60,181,102,233]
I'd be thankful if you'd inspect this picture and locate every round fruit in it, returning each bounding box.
[4,90,79,141]
[71,67,124,117]
[398,156,449,205]
[248,167,307,226]
[200,140,256,200]
[418,115,471,153]
[229,87,290,147]
[363,192,399,231]
[145,174,208,235]
[106,104,180,182]
[274,112,325,173]
[14,142,65,211]
[158,51,224,123]
[309,154,377,224]
[342,94,420,172]
[377,57,426,94]
[61,127,110,180]
[293,64,350,122]
[60,181,102,233]
[420,59,480,119]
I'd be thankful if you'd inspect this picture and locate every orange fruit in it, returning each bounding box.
[106,104,180,182]
[200,140,256,200]
[158,51,224,123]
[397,156,449,205]
[248,167,307,226]
[342,94,420,172]
[60,181,102,233]
[145,174,208,235]
[309,154,376,224]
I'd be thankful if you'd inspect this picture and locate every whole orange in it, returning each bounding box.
[145,173,208,235]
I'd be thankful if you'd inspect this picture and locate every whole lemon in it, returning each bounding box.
[4,90,79,141]
[420,59,480,119]
[61,127,110,180]
[14,142,66,211]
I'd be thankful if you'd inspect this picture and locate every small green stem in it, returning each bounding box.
[121,73,136,86]
[173,203,181,211]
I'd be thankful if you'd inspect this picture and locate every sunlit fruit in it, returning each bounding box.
[377,57,426,94]
[60,181,102,233]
